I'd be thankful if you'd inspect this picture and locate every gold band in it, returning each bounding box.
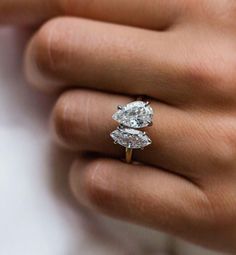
[125,148,133,164]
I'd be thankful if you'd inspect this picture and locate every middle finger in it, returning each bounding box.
[26,17,199,106]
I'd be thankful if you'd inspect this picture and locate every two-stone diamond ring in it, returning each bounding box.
[110,100,154,163]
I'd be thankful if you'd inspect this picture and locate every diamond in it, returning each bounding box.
[112,101,153,128]
[110,127,152,149]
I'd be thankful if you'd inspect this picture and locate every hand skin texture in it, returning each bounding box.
[2,0,236,253]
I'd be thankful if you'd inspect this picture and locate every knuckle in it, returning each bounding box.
[52,90,93,147]
[184,56,236,98]
[32,18,65,76]
[52,91,78,146]
[207,121,236,170]
[184,60,219,89]
[190,193,217,229]
[83,159,115,210]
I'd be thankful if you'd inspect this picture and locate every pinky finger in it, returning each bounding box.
[70,156,214,249]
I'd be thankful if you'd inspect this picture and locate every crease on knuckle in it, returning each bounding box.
[84,159,115,211]
[189,190,216,226]
[53,91,94,148]
[53,92,75,145]
[208,124,236,170]
[184,60,218,90]
[33,18,63,77]
[184,57,236,104]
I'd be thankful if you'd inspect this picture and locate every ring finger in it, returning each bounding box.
[52,89,222,181]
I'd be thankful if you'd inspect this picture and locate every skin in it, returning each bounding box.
[2,0,236,252]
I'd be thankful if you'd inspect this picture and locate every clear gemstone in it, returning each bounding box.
[112,101,153,128]
[110,127,152,149]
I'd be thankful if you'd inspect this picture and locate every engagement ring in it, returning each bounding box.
[110,100,153,163]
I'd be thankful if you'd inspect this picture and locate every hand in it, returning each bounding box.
[2,0,236,253]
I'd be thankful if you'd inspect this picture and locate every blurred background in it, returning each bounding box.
[0,27,225,255]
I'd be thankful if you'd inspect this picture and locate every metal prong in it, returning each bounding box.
[117,105,123,110]
[145,101,150,106]
[148,121,153,126]
[114,141,118,144]
[143,132,146,135]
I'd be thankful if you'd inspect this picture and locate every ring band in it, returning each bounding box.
[125,148,133,164]
[110,100,154,163]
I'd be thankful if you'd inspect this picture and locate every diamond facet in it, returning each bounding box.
[110,127,152,149]
[112,101,153,128]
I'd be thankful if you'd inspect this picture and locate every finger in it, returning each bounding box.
[52,89,222,180]
[0,0,182,29]
[0,1,59,26]
[69,156,213,249]
[25,17,193,105]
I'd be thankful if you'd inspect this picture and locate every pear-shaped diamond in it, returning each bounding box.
[110,127,152,149]
[112,101,153,128]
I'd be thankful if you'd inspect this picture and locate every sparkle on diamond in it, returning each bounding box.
[112,101,153,128]
[110,128,152,149]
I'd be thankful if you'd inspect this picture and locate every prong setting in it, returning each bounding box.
[112,101,153,129]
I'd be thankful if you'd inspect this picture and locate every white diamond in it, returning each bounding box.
[112,101,153,128]
[110,128,152,149]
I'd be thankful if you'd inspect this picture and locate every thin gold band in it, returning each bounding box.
[125,148,133,164]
